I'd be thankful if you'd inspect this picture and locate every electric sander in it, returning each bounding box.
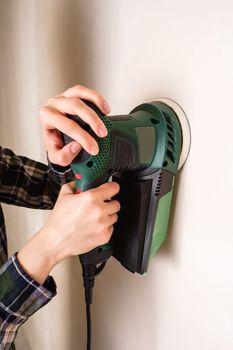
[62,98,191,350]
[62,98,191,274]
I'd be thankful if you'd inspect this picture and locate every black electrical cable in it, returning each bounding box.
[80,262,107,350]
[86,303,91,350]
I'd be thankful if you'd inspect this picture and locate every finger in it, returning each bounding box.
[99,226,114,245]
[104,215,118,233]
[40,106,99,155]
[62,84,111,115]
[103,200,121,216]
[93,182,120,200]
[43,128,63,149]
[107,226,114,237]
[108,213,118,226]
[44,129,82,166]
[47,96,108,138]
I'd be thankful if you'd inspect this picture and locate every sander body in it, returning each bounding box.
[62,99,191,274]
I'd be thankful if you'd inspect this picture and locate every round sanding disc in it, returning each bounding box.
[155,98,191,170]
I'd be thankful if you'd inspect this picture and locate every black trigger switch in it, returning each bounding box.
[74,148,91,163]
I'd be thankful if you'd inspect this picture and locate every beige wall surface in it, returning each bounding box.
[0,1,232,349]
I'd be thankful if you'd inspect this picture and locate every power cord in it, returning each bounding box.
[79,246,113,350]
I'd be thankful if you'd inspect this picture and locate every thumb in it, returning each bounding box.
[62,141,82,165]
[48,141,82,167]
[94,181,120,200]
[70,141,82,156]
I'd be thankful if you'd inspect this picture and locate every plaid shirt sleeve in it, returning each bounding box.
[0,146,74,349]
[0,146,73,209]
[0,254,56,349]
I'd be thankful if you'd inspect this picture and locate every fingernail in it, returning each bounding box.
[103,101,111,114]
[98,125,108,137]
[91,145,99,155]
[71,143,81,154]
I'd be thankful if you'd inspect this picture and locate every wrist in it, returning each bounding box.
[39,224,71,265]
[17,228,59,285]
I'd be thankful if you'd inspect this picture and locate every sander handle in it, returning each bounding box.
[61,100,113,266]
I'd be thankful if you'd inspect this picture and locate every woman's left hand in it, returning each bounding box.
[39,84,111,166]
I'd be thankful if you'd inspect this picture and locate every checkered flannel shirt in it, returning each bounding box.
[0,146,73,349]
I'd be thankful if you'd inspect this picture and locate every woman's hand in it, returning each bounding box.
[39,84,111,166]
[17,181,121,284]
[44,181,120,260]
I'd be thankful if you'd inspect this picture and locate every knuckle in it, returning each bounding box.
[111,214,118,224]
[39,106,49,121]
[70,97,81,110]
[89,108,99,121]
[46,97,55,106]
[93,92,103,104]
[95,216,107,231]
[94,206,103,220]
[74,84,83,91]
[64,120,75,134]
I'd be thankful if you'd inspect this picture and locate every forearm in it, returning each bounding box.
[17,227,60,285]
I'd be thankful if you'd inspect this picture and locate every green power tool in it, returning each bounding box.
[62,98,191,274]
[62,98,191,350]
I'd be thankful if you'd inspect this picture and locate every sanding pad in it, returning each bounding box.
[155,98,191,170]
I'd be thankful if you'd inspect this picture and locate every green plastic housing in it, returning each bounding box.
[69,101,182,270]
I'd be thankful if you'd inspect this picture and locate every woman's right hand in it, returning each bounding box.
[45,181,121,262]
[17,181,120,285]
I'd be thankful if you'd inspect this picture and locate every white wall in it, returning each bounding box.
[0,1,233,349]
